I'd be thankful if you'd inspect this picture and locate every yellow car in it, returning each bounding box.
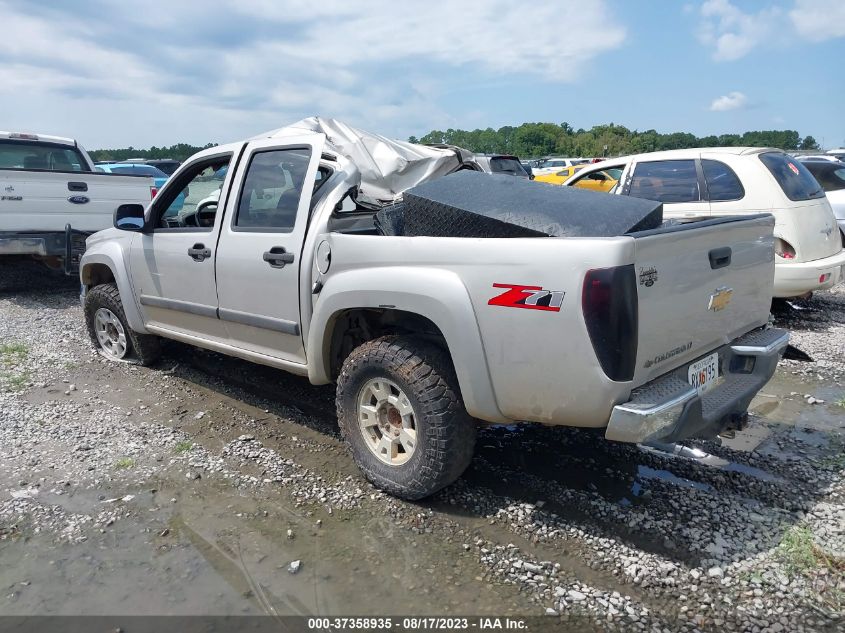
[566,167,622,192]
[533,164,585,185]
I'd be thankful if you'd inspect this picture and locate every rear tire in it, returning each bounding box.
[336,335,476,500]
[84,283,160,366]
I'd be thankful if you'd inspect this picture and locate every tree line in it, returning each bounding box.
[88,142,217,163]
[88,122,821,163]
[410,123,820,158]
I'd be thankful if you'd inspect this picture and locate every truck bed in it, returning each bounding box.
[321,213,776,429]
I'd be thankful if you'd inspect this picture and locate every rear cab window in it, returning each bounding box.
[759,152,825,201]
[627,159,701,203]
[0,140,90,172]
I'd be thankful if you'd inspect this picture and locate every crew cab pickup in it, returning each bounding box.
[0,132,156,271]
[79,118,788,500]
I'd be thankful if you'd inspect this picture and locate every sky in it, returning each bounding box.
[0,0,843,150]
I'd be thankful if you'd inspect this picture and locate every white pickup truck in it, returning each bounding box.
[79,118,788,500]
[0,132,155,271]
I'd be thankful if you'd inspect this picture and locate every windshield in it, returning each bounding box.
[759,152,825,201]
[802,162,845,192]
[490,157,529,176]
[108,165,169,178]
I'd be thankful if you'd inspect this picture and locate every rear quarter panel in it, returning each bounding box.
[316,234,637,427]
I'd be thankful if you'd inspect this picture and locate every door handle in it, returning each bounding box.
[263,246,295,268]
[187,243,211,262]
[709,247,732,269]
[67,181,88,192]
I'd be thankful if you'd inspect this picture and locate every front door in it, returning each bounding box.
[214,136,324,365]
[128,152,234,343]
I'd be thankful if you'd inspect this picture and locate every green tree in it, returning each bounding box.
[799,135,819,150]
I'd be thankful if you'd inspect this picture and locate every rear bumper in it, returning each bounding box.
[773,248,845,298]
[605,327,788,444]
[0,232,70,257]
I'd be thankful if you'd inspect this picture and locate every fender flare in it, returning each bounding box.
[307,267,509,423]
[80,246,148,333]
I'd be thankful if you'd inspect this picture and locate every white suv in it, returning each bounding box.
[564,147,845,298]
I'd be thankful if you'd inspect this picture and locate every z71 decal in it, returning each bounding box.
[488,283,565,312]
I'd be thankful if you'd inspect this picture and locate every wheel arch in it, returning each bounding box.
[307,268,508,423]
[80,249,148,333]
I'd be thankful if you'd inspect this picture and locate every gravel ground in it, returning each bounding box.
[0,260,843,631]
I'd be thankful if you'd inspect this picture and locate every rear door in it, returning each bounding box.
[624,157,711,219]
[632,215,775,386]
[214,135,324,365]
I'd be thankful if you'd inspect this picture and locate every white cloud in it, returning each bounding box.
[709,91,748,111]
[697,0,781,61]
[0,0,626,147]
[697,0,845,61]
[790,0,845,42]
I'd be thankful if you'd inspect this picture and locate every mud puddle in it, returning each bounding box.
[1,469,530,616]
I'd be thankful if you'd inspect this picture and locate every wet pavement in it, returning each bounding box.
[1,261,843,630]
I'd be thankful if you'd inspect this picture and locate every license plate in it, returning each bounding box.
[688,352,719,394]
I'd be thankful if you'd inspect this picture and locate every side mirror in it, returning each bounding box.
[114,204,146,231]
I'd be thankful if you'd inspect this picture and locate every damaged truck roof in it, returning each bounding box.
[255,117,464,206]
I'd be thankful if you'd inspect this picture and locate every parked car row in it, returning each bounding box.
[556,148,845,299]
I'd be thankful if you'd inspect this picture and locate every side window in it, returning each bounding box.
[234,148,311,231]
[153,155,232,230]
[628,160,701,203]
[702,159,744,201]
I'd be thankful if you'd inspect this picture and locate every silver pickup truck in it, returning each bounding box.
[79,118,788,500]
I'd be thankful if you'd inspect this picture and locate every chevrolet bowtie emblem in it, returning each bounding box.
[708,287,733,312]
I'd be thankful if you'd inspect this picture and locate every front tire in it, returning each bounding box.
[84,283,160,365]
[336,336,476,500]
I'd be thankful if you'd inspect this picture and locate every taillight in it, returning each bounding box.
[582,265,638,382]
[150,186,158,199]
[774,238,795,259]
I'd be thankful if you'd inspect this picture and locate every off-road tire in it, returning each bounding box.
[336,335,476,500]
[84,283,161,366]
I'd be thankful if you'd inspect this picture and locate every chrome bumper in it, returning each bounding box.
[606,327,789,444]
[0,235,50,256]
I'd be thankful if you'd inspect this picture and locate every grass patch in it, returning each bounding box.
[174,441,193,454]
[0,342,29,364]
[114,457,135,470]
[0,369,31,392]
[0,342,30,391]
[777,525,845,575]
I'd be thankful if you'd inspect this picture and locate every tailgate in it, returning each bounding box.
[632,215,775,386]
[774,198,841,262]
[0,171,153,233]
